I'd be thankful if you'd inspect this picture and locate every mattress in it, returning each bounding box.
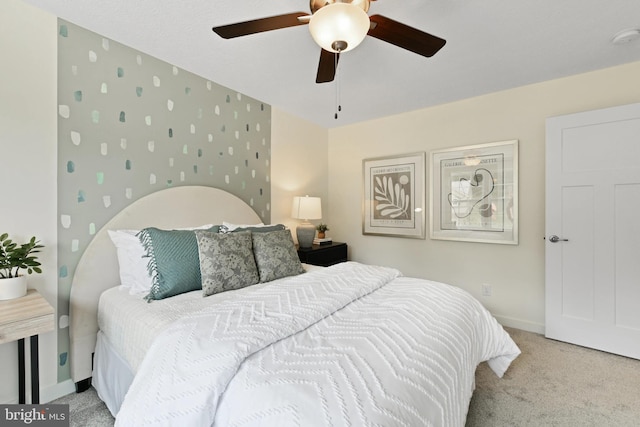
[97,263,322,373]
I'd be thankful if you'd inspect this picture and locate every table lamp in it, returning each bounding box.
[291,196,322,248]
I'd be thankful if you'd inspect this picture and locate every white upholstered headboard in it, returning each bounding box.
[69,186,262,386]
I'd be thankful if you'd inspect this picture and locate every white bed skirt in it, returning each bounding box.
[93,331,135,417]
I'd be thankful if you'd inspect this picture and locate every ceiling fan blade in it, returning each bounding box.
[213,12,309,39]
[316,49,340,84]
[368,15,446,57]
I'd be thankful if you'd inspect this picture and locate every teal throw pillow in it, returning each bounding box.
[139,225,219,301]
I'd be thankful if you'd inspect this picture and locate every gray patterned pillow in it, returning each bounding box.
[252,229,305,283]
[219,224,285,234]
[195,230,259,297]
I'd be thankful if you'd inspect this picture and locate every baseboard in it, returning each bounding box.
[0,379,76,405]
[494,314,545,335]
[41,379,76,403]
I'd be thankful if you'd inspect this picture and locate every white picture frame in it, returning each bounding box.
[430,140,518,244]
[362,152,426,239]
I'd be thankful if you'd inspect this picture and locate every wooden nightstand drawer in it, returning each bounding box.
[297,242,348,267]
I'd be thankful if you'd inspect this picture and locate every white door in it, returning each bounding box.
[545,102,640,359]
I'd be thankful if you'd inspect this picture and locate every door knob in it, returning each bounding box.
[549,235,569,243]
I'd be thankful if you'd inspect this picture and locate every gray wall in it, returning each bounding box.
[56,20,271,381]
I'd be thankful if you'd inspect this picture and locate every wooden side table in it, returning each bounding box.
[0,289,54,404]
[297,242,348,267]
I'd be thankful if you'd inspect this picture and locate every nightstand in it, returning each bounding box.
[297,242,348,267]
[0,289,54,404]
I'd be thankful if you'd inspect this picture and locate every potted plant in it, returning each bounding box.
[0,233,43,300]
[315,223,329,239]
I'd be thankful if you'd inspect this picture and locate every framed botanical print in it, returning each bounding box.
[362,152,426,239]
[430,140,518,244]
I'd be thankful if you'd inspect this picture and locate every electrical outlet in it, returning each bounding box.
[482,283,492,297]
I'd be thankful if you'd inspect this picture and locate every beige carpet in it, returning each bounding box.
[55,327,640,426]
[466,327,640,427]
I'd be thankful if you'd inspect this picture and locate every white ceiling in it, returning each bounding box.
[22,0,640,129]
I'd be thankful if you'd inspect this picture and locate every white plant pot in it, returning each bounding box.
[0,276,27,301]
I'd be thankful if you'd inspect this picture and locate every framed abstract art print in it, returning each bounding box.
[362,152,426,239]
[430,140,518,244]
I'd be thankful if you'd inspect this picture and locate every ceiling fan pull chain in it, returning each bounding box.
[335,51,342,119]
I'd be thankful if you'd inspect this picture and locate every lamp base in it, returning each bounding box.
[296,223,316,248]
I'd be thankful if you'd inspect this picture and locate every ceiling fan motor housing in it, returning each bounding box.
[310,0,370,15]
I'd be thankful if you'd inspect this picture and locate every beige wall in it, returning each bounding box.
[271,109,330,238]
[0,0,59,403]
[328,61,640,333]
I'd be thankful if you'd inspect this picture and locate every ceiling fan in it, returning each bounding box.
[212,0,446,84]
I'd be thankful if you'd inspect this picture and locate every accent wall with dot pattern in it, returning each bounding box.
[57,20,271,381]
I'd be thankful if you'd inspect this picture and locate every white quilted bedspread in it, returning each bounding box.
[115,262,520,427]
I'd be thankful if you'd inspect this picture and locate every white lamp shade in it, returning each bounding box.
[308,3,370,53]
[291,196,322,220]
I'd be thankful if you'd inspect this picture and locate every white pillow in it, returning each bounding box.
[221,221,265,231]
[108,224,215,295]
[108,230,151,295]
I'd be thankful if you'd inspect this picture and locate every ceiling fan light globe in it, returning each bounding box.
[309,3,370,53]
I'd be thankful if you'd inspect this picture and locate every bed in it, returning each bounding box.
[69,186,520,427]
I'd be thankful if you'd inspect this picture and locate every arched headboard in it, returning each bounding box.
[69,186,262,386]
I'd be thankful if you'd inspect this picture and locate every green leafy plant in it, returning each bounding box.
[316,223,329,233]
[0,233,44,279]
